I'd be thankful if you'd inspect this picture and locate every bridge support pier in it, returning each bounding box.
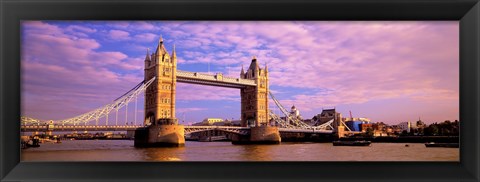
[232,126,281,144]
[134,119,185,147]
[126,130,135,139]
[336,125,346,138]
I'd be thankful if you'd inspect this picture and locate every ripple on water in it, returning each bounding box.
[21,141,459,161]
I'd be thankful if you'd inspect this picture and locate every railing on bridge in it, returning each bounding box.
[278,128,333,134]
[21,125,142,132]
[176,70,256,87]
[184,126,250,130]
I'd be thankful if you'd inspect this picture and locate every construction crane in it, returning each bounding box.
[341,110,353,131]
[349,110,353,121]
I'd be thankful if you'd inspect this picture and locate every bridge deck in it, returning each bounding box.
[176,70,256,88]
[22,125,140,131]
[21,125,333,134]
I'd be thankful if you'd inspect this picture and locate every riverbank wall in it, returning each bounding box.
[338,136,459,143]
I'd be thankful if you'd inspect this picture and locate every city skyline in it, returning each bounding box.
[21,21,459,125]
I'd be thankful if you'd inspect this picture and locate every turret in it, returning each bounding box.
[265,62,268,76]
[253,56,259,76]
[247,56,259,78]
[150,53,155,63]
[155,35,169,64]
[171,44,177,65]
[240,64,245,78]
[144,48,151,68]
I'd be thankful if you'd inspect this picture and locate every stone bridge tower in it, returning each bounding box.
[235,56,280,144]
[136,37,184,147]
[144,37,177,125]
[240,56,270,127]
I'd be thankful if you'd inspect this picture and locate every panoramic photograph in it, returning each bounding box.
[20,21,459,161]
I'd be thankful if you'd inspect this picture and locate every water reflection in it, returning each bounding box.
[142,147,186,161]
[239,145,273,161]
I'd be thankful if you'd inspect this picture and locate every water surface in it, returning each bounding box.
[21,140,459,161]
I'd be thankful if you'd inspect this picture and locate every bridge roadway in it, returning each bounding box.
[176,70,256,89]
[21,125,334,134]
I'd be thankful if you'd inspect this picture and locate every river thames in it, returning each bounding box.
[21,140,459,161]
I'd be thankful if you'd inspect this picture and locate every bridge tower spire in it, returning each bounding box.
[171,43,177,60]
[144,48,151,68]
[240,64,245,78]
[265,62,268,73]
[145,48,150,61]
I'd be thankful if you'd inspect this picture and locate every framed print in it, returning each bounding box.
[1,0,479,181]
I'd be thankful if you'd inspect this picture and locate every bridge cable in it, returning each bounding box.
[268,91,334,130]
[21,77,156,126]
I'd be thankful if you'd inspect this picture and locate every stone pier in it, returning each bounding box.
[232,126,281,144]
[336,125,346,138]
[134,119,185,147]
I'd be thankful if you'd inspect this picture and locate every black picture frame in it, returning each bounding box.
[1,0,478,181]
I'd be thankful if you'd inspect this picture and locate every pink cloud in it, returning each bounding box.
[132,22,156,30]
[67,25,97,33]
[21,21,144,120]
[176,107,207,113]
[108,30,130,40]
[133,33,157,42]
[103,21,159,31]
[176,83,240,102]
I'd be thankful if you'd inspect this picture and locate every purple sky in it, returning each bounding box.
[21,21,459,125]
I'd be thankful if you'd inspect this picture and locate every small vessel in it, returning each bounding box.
[26,138,40,148]
[332,140,371,146]
[55,138,62,143]
[424,142,459,148]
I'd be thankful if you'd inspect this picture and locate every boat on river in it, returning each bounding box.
[332,140,371,146]
[424,142,459,148]
[24,138,40,148]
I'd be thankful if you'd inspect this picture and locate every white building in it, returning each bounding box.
[397,121,411,133]
[290,105,301,118]
[192,118,224,126]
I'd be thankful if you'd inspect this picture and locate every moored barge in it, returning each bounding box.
[424,142,459,148]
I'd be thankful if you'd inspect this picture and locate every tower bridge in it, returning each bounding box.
[21,36,340,147]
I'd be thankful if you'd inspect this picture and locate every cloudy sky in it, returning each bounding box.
[21,21,459,125]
